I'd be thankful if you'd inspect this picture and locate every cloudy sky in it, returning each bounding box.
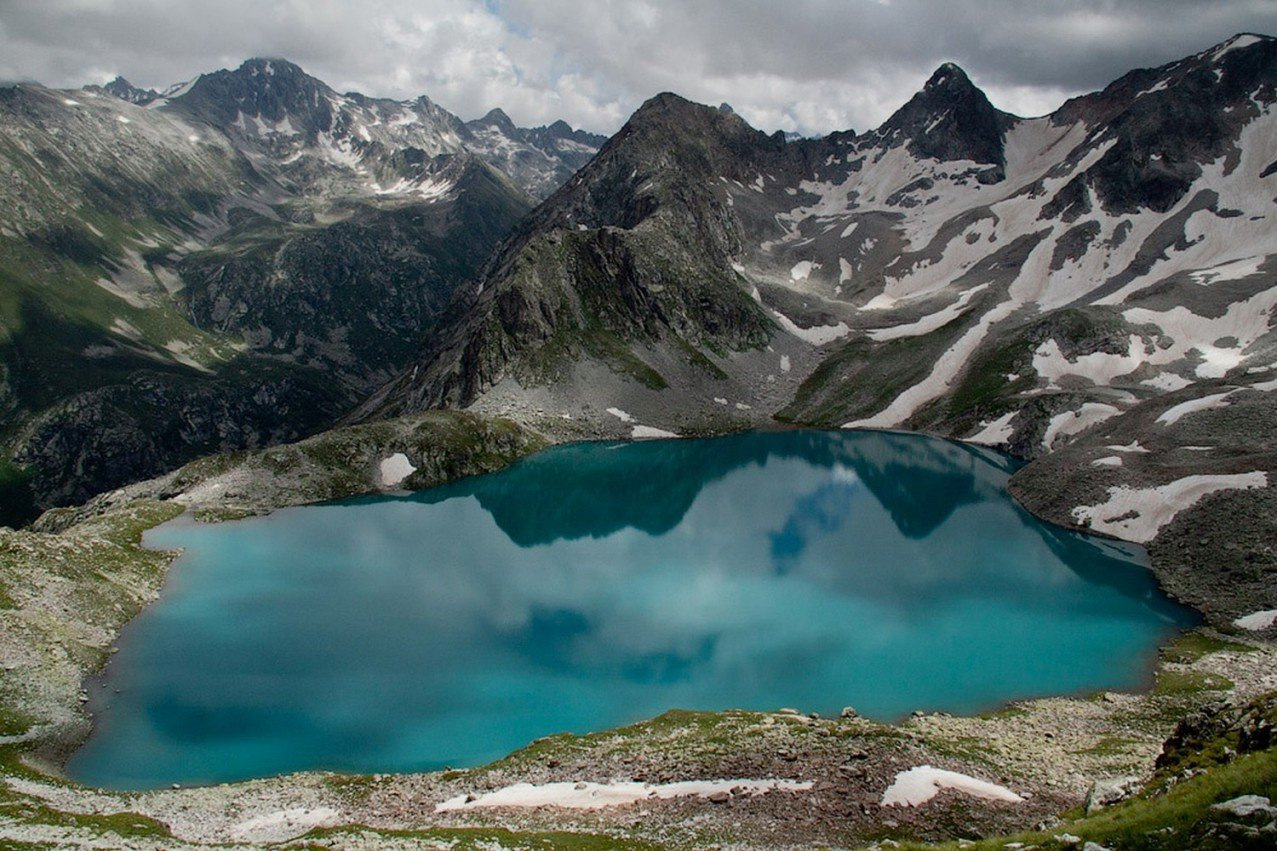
[1,0,1274,136]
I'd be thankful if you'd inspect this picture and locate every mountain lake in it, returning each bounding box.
[69,430,1197,789]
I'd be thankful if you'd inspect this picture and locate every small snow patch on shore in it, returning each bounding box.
[606,407,635,423]
[882,766,1022,807]
[1234,609,1277,631]
[229,808,340,843]
[968,412,1016,446]
[378,453,416,488]
[632,425,678,439]
[437,779,812,812]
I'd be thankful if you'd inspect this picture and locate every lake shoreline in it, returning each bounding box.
[2,411,1273,848]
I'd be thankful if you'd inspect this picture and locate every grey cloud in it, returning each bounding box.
[0,0,1273,136]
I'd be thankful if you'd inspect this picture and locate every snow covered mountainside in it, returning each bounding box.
[366,32,1277,458]
[0,59,602,520]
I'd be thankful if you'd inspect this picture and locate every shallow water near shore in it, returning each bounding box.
[69,430,1196,790]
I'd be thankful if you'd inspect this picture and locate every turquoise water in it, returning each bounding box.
[69,430,1195,790]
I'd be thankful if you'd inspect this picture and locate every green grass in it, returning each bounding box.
[916,747,1277,851]
[0,769,172,841]
[1153,670,1234,698]
[1160,633,1255,665]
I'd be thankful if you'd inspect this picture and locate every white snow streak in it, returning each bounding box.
[1156,392,1236,427]
[1234,609,1277,631]
[436,779,812,812]
[1071,472,1268,542]
[882,766,1022,808]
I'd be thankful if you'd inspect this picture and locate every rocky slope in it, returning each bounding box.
[357,36,1277,608]
[0,59,601,523]
[365,34,1277,445]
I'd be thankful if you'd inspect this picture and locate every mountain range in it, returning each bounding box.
[0,58,603,520]
[2,34,1276,542]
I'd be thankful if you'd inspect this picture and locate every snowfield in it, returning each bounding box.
[1070,472,1269,542]
[436,779,814,812]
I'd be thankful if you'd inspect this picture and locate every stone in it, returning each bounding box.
[840,706,859,719]
[1212,795,1276,818]
[708,790,730,804]
[1085,775,1140,814]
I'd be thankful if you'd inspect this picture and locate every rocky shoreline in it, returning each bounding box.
[1,410,1274,849]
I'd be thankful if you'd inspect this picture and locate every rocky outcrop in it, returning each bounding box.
[872,62,1015,179]
[13,365,346,509]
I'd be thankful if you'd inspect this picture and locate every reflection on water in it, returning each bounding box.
[69,430,1196,790]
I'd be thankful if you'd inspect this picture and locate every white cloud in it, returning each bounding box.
[0,0,1272,136]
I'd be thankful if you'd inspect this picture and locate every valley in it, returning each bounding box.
[1,29,1276,850]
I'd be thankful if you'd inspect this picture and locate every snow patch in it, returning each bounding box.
[847,299,1019,429]
[606,407,635,423]
[1212,34,1264,62]
[229,808,341,843]
[632,425,678,439]
[378,453,417,488]
[790,261,817,281]
[867,284,988,342]
[1042,403,1120,450]
[1106,441,1150,453]
[436,779,812,812]
[770,310,851,346]
[1092,456,1124,467]
[882,766,1023,808]
[1156,392,1236,427]
[967,412,1017,446]
[1188,256,1265,286]
[1234,609,1277,631]
[1071,472,1268,543]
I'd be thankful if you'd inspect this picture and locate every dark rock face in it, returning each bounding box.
[181,159,531,393]
[1053,34,1277,213]
[0,59,559,520]
[364,93,781,416]
[874,63,1015,176]
[15,366,346,509]
[170,58,340,139]
[99,76,159,105]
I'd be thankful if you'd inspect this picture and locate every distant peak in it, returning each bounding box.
[1206,32,1273,61]
[547,119,573,134]
[478,107,516,130]
[637,91,695,111]
[926,62,973,90]
[235,57,305,77]
[101,75,159,104]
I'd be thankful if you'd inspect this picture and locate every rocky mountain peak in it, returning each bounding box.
[874,61,1013,175]
[925,62,971,91]
[475,107,518,134]
[101,76,158,104]
[166,56,337,134]
[545,119,575,137]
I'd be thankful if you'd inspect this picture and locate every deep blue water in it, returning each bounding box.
[69,430,1196,789]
